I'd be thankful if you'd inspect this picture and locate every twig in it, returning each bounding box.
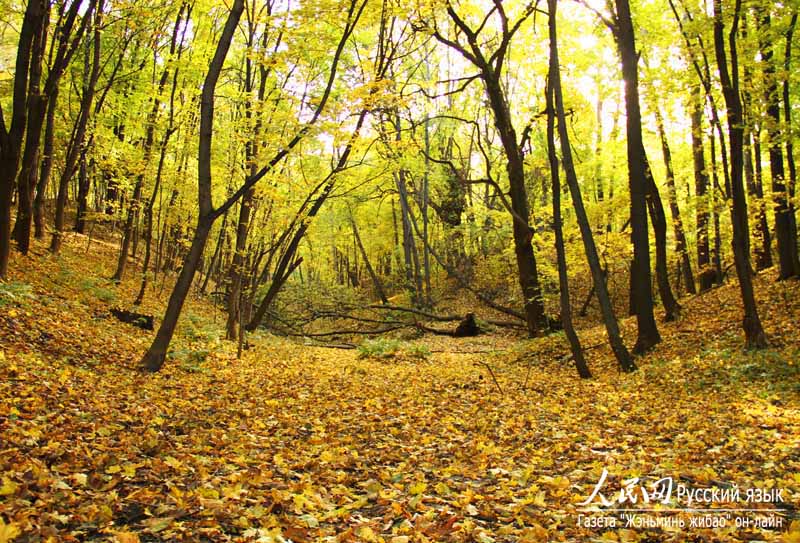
[476,361,504,395]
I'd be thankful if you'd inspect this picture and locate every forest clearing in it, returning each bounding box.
[0,233,798,542]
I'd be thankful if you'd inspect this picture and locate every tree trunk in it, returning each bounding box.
[745,128,773,270]
[546,2,591,379]
[645,162,681,320]
[712,0,767,348]
[12,6,48,255]
[759,10,800,279]
[783,12,798,273]
[549,0,635,373]
[50,0,104,255]
[691,92,714,292]
[655,107,695,294]
[351,213,389,304]
[33,88,58,239]
[614,0,660,352]
[143,0,246,371]
[226,188,254,339]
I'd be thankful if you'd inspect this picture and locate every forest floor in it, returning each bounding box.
[1,232,799,543]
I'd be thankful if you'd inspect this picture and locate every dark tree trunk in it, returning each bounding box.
[74,150,90,233]
[485,76,548,336]
[51,1,104,254]
[546,1,591,379]
[708,129,724,286]
[655,107,695,294]
[745,124,773,270]
[351,213,389,304]
[691,93,714,292]
[785,13,799,271]
[13,6,48,254]
[0,0,45,277]
[712,0,767,348]
[614,0,660,352]
[759,10,800,279]
[200,211,227,294]
[549,0,635,373]
[645,163,681,320]
[226,187,254,339]
[143,0,246,372]
[33,88,58,239]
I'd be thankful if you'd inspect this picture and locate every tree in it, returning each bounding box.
[547,0,636,374]
[51,0,105,254]
[758,8,800,279]
[422,0,549,336]
[612,0,661,351]
[0,0,46,278]
[142,0,367,371]
[712,0,767,348]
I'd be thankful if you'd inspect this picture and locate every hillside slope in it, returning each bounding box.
[1,235,799,542]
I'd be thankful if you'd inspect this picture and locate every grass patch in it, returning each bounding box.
[357,338,430,360]
[0,281,35,307]
[78,277,117,303]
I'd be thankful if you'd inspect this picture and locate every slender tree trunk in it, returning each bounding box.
[226,188,254,339]
[614,0,660,352]
[546,4,591,379]
[709,128,724,285]
[785,13,799,272]
[692,93,714,292]
[396,168,423,305]
[645,163,681,319]
[143,0,246,372]
[712,0,767,348]
[549,0,635,372]
[74,150,90,233]
[200,212,227,294]
[351,213,389,304]
[746,128,772,270]
[655,107,695,294]
[422,114,432,305]
[759,10,800,279]
[12,7,48,255]
[51,0,104,254]
[134,131,172,305]
[33,88,58,239]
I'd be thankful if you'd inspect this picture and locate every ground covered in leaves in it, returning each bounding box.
[1,235,799,542]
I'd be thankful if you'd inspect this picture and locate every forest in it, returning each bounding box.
[1,0,799,540]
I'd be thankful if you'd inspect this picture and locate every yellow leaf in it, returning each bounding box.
[519,523,548,542]
[319,450,334,463]
[0,478,18,496]
[114,532,140,543]
[408,481,427,495]
[784,521,800,543]
[355,526,378,542]
[0,518,20,543]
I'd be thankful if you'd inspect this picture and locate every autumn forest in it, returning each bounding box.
[1,0,799,540]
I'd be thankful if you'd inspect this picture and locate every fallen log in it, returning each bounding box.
[416,313,481,337]
[110,307,154,330]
